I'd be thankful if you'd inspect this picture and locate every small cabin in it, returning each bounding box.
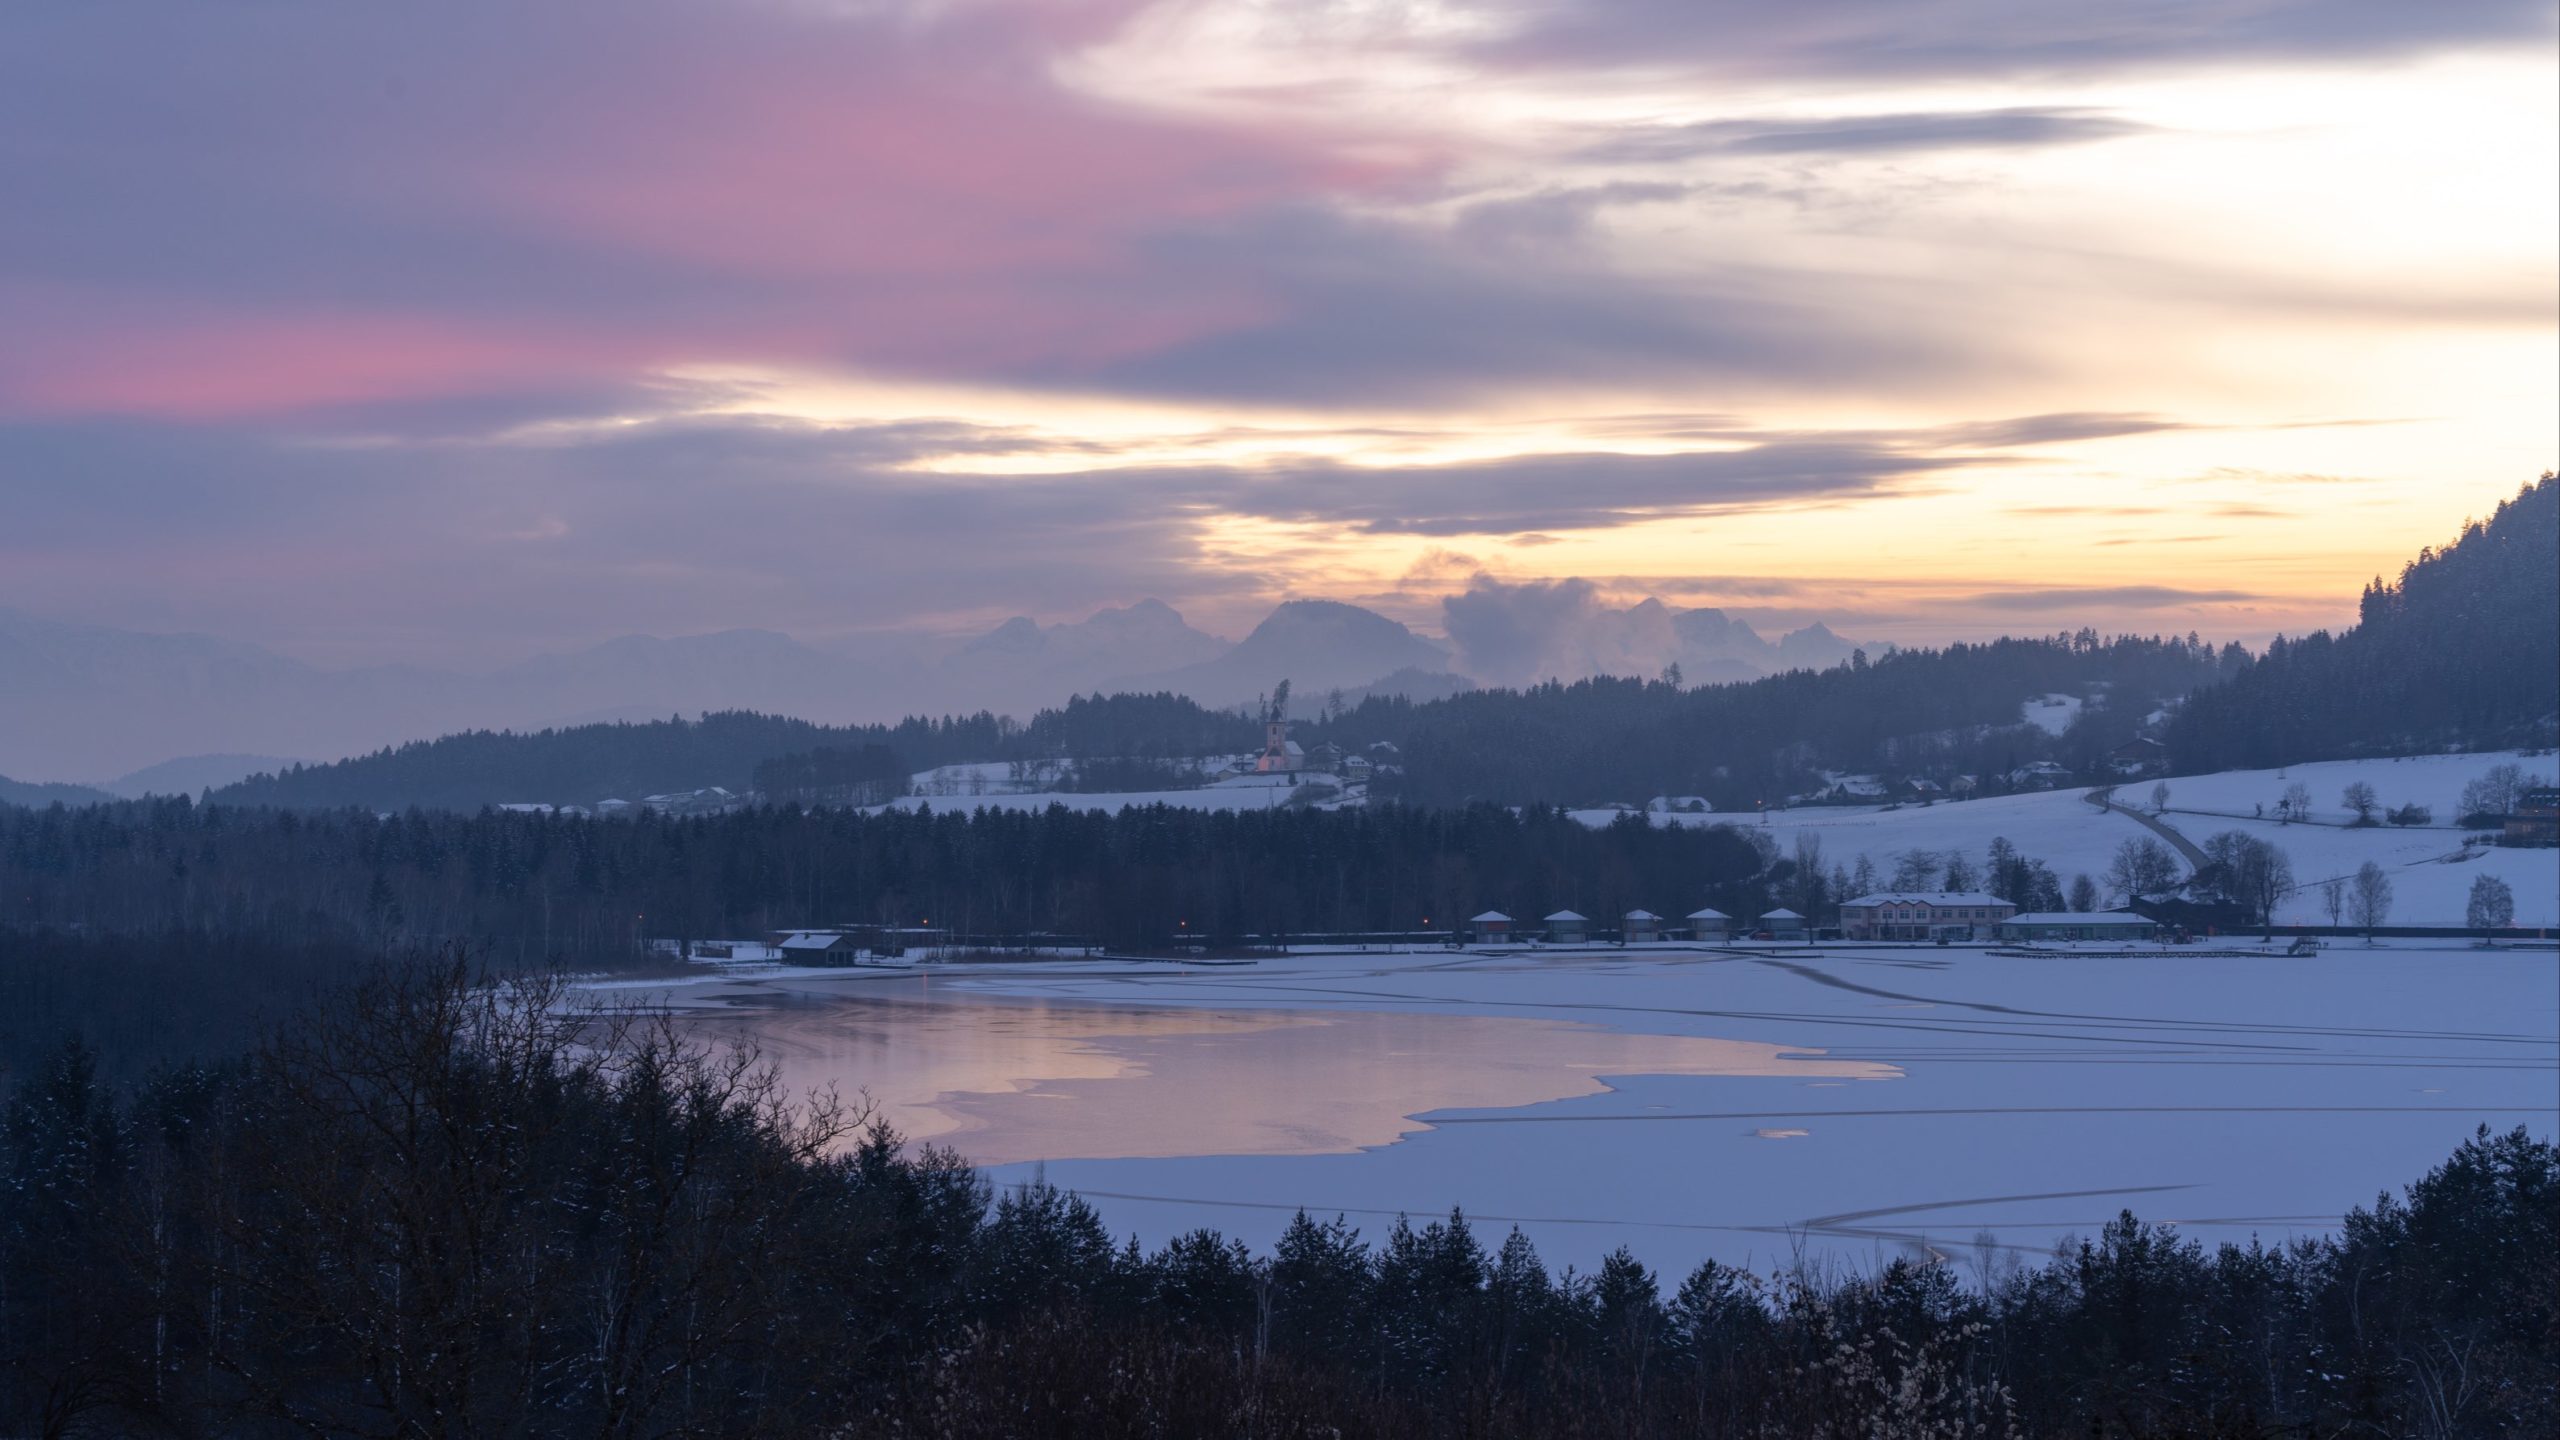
[1468,910,1515,942]
[776,931,860,965]
[1758,908,1807,940]
[1543,910,1590,945]
[1686,907,1731,941]
[1623,908,1662,942]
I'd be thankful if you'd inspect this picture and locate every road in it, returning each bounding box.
[2087,786,2211,871]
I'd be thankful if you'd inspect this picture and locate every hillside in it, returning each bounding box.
[1303,632,2226,808]
[1615,749,2554,928]
[210,696,1265,811]
[0,773,115,808]
[2168,475,2559,770]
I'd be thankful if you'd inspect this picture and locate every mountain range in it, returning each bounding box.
[0,597,1870,785]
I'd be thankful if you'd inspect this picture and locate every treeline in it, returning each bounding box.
[210,694,1266,811]
[2170,474,2560,771]
[0,799,1772,957]
[1300,631,2228,808]
[186,636,2230,816]
[4,959,2550,1438]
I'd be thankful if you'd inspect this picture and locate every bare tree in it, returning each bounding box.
[2343,781,2379,825]
[2105,837,2181,905]
[2349,860,2393,938]
[1889,849,1941,890]
[2322,877,2345,927]
[2279,781,2313,823]
[2149,781,2170,814]
[2465,874,2515,934]
[2205,831,2295,935]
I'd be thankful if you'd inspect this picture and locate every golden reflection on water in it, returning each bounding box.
[670,980,1898,1166]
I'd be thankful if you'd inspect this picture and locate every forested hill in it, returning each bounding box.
[1307,632,2227,808]
[2168,475,2560,772]
[0,774,114,808]
[210,696,1261,811]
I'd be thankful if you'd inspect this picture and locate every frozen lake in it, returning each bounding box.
[651,942,2558,1277]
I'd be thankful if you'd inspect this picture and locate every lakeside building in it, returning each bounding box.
[1468,911,1515,942]
[1686,907,1731,941]
[1758,908,1807,939]
[1543,910,1590,944]
[1999,911,2158,943]
[1623,909,1663,941]
[1840,892,2018,941]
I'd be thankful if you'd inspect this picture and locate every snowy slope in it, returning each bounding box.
[877,770,1347,815]
[1579,750,2558,927]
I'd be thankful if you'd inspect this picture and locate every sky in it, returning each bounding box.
[3,0,2553,668]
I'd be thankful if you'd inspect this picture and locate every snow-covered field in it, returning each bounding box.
[1582,750,2558,927]
[880,766,1351,815]
[882,750,2556,923]
[651,940,2559,1278]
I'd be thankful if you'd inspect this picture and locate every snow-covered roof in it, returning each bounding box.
[1544,910,1588,922]
[1624,909,1661,921]
[1686,907,1730,920]
[1760,908,1805,920]
[2005,911,2152,926]
[1842,891,2013,907]
[778,932,847,950]
[1469,910,1512,923]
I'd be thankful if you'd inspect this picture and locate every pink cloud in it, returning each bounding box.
[0,0,1423,421]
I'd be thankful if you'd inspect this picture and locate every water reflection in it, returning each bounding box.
[672,982,1899,1165]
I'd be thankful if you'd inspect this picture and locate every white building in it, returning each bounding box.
[1999,911,2157,943]
[1840,891,2017,941]
[1686,907,1731,941]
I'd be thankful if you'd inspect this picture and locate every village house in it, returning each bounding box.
[1758,908,1806,939]
[1468,910,1514,942]
[1686,907,1731,941]
[2000,911,2158,943]
[1623,908,1663,941]
[1840,891,2018,941]
[2108,737,2170,777]
[1543,910,1590,944]
[2507,786,2559,847]
[2005,761,2073,790]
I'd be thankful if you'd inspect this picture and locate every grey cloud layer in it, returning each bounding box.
[1479,0,2553,77]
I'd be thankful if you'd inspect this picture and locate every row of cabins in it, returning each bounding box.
[1465,894,2162,946]
[1465,908,1804,943]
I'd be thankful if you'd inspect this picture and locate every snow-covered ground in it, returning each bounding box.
[1579,750,2558,927]
[877,769,1354,815]
[890,750,2555,922]
[2020,693,2083,736]
[652,940,2558,1278]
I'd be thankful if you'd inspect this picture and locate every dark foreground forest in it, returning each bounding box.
[2,956,2552,1439]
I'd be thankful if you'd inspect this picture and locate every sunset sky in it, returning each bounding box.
[4,0,2553,666]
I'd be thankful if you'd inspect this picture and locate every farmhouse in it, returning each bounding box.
[2507,787,2559,847]
[2000,911,2158,943]
[1840,891,2018,941]
[2108,737,2169,776]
